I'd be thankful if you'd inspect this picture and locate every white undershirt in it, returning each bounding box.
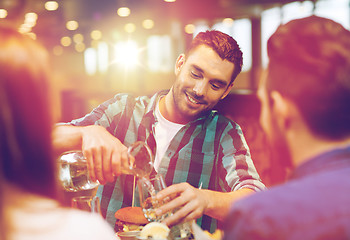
[154,100,184,172]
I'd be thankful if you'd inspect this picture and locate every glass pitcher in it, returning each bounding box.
[58,141,154,192]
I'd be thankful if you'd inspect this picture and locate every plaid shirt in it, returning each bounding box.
[70,90,265,232]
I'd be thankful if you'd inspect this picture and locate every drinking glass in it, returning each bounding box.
[58,141,154,192]
[137,174,170,222]
[71,196,101,215]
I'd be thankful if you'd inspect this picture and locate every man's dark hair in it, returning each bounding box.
[186,30,243,84]
[267,16,350,140]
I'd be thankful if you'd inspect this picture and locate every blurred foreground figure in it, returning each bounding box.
[224,16,350,240]
[0,26,116,240]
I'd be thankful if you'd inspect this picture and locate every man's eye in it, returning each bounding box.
[191,72,201,79]
[211,84,220,90]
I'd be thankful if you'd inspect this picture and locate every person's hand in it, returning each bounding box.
[155,182,208,227]
[80,125,128,184]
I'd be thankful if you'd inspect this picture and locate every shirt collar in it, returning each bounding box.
[290,145,350,180]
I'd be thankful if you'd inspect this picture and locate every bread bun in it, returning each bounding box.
[115,207,149,225]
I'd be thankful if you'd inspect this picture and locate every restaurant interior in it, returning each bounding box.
[1,0,349,187]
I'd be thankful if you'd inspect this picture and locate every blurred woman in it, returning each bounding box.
[0,25,116,240]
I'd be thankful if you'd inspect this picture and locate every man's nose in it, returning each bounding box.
[193,80,207,97]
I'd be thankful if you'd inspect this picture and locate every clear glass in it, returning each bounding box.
[71,196,101,215]
[137,174,169,222]
[123,141,154,177]
[58,141,154,192]
[137,174,192,239]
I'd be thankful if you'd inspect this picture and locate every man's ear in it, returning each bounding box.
[175,54,185,75]
[270,91,293,130]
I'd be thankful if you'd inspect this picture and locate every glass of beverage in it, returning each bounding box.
[71,196,101,215]
[137,174,170,222]
[58,141,154,192]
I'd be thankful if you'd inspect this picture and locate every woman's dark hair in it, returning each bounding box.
[186,30,243,84]
[267,16,350,140]
[0,26,58,198]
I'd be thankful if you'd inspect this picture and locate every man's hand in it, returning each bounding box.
[154,182,256,227]
[80,125,128,184]
[155,182,208,227]
[53,124,129,185]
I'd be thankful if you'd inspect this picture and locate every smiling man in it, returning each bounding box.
[53,30,265,232]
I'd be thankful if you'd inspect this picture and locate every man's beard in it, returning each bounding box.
[171,83,210,122]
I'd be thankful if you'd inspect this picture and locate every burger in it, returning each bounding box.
[115,207,149,232]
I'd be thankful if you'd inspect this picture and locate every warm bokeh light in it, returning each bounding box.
[84,48,97,75]
[73,33,84,43]
[61,36,72,47]
[91,40,99,48]
[142,19,154,29]
[184,24,195,34]
[223,18,234,27]
[45,1,59,11]
[25,12,38,21]
[18,24,31,34]
[75,43,85,52]
[66,20,79,30]
[90,30,102,40]
[117,7,130,17]
[97,42,109,73]
[53,45,63,56]
[124,23,136,33]
[113,40,139,69]
[164,0,176,2]
[0,9,8,18]
[25,32,37,40]
[24,12,37,27]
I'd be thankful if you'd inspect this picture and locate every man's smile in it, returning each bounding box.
[185,92,206,106]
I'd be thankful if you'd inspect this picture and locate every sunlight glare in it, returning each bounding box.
[113,40,139,69]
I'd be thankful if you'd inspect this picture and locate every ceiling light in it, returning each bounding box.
[66,20,79,31]
[0,9,8,19]
[73,33,84,43]
[117,7,130,17]
[61,36,72,47]
[184,24,195,34]
[164,0,176,2]
[45,1,59,11]
[25,12,38,21]
[222,18,234,27]
[91,30,102,40]
[75,43,85,52]
[142,19,154,29]
[18,24,31,34]
[124,23,136,33]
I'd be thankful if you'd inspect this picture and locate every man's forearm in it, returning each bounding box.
[202,188,255,221]
[52,124,83,157]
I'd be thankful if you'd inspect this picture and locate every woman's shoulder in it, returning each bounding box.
[59,208,116,239]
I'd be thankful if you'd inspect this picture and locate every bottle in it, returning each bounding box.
[58,151,99,192]
[58,141,154,192]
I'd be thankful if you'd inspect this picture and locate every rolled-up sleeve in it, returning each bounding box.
[220,122,266,192]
